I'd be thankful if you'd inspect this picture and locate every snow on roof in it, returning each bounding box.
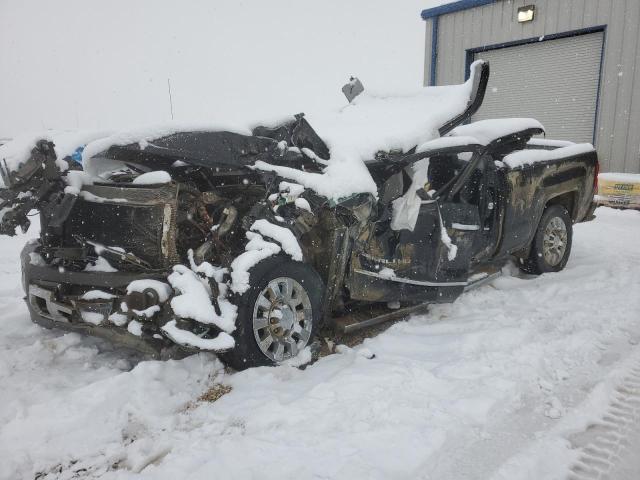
[503,143,595,169]
[448,118,544,145]
[254,62,483,200]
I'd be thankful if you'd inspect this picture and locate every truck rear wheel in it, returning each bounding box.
[519,204,573,275]
[221,256,324,371]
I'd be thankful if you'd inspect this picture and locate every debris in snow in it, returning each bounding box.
[503,143,595,169]
[127,320,143,337]
[250,219,303,261]
[199,383,233,403]
[132,170,171,185]
[161,320,234,351]
[83,256,118,272]
[230,231,281,293]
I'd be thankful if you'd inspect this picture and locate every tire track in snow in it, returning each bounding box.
[568,357,640,480]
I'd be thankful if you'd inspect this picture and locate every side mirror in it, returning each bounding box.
[342,77,364,103]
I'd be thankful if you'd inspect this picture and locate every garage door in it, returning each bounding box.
[472,32,603,144]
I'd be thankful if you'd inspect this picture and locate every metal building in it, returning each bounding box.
[421,0,640,173]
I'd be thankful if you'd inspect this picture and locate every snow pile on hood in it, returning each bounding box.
[80,121,253,177]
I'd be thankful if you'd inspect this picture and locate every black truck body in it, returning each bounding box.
[0,62,598,369]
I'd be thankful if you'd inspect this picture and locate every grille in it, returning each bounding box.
[63,183,179,268]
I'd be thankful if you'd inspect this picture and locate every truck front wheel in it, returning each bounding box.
[221,256,324,371]
[520,204,573,275]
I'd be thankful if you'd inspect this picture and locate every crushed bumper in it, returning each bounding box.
[21,242,194,359]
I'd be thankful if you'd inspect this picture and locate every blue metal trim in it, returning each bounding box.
[429,17,439,86]
[421,0,495,20]
[465,25,607,143]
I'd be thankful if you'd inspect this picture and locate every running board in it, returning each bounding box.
[464,270,501,292]
[332,303,429,334]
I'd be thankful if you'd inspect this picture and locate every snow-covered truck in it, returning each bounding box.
[0,62,598,369]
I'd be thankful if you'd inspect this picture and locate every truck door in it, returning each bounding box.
[399,151,484,285]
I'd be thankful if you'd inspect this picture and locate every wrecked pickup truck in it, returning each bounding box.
[0,61,598,369]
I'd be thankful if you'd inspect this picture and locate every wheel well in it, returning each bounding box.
[546,191,576,220]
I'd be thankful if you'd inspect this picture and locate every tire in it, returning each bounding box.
[519,204,573,275]
[220,255,325,370]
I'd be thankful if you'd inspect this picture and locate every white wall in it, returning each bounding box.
[0,0,438,137]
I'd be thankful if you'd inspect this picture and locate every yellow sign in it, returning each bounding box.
[596,173,640,209]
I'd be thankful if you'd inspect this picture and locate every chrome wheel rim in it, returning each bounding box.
[252,277,313,363]
[542,216,568,266]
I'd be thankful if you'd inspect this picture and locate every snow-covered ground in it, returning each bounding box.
[1,206,639,480]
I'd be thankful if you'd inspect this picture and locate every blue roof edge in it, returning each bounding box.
[421,0,495,20]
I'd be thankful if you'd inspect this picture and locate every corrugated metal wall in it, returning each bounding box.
[423,0,640,173]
